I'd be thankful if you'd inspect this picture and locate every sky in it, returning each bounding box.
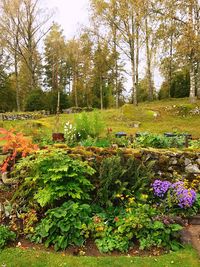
[42,0,90,39]
[41,0,163,89]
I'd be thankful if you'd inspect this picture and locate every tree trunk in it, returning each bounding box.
[195,1,200,98]
[135,22,139,87]
[189,62,196,103]
[130,12,137,106]
[73,71,78,107]
[188,2,196,102]
[197,62,200,98]
[168,33,173,98]
[131,55,137,106]
[55,91,60,133]
[145,16,153,101]
[100,75,103,110]
[14,53,20,111]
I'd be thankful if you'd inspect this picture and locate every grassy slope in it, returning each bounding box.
[1,98,200,140]
[0,247,199,267]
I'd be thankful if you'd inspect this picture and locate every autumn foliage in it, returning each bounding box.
[0,128,38,173]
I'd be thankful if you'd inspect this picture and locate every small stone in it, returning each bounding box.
[171,159,178,165]
[185,158,192,166]
[16,242,21,247]
[196,158,200,165]
[185,164,200,174]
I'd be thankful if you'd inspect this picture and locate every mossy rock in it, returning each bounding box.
[53,144,68,149]
[158,155,169,165]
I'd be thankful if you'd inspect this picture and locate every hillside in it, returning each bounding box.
[1,98,200,139]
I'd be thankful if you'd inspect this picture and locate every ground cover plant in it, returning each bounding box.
[0,225,16,249]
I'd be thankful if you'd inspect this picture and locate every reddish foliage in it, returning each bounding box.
[0,128,38,173]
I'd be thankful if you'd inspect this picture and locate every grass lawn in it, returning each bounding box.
[0,247,199,267]
[1,98,200,140]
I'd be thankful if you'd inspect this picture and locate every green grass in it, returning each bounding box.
[1,98,200,139]
[0,247,199,267]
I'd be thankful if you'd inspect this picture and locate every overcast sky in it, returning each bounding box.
[42,0,90,39]
[41,0,162,89]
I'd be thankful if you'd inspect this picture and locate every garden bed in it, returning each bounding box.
[0,128,200,256]
[12,238,165,257]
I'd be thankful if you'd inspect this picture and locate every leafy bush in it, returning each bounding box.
[97,156,154,207]
[0,128,38,173]
[189,139,200,149]
[170,69,190,98]
[25,90,47,111]
[13,149,95,207]
[134,132,185,149]
[74,111,105,140]
[32,201,92,251]
[89,203,183,252]
[152,180,198,216]
[80,137,111,148]
[0,225,16,249]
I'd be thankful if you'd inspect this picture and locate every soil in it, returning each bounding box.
[14,238,165,257]
[0,189,13,202]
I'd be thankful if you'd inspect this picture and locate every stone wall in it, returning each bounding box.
[0,111,49,121]
[65,146,200,181]
[1,146,200,185]
[136,149,200,181]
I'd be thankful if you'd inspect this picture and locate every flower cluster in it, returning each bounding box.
[172,181,196,208]
[152,179,197,209]
[152,180,171,197]
[64,121,80,146]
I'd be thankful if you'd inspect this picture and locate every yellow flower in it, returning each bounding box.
[128,197,135,203]
[126,208,132,213]
[141,194,148,200]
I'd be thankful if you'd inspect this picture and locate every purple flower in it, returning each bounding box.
[174,187,196,208]
[152,179,197,209]
[152,180,172,198]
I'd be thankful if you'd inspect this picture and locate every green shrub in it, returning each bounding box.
[189,139,200,149]
[80,137,111,148]
[170,69,190,98]
[25,90,47,111]
[97,156,154,207]
[90,203,183,253]
[32,201,92,251]
[13,149,95,207]
[135,132,185,149]
[0,225,16,249]
[74,110,105,140]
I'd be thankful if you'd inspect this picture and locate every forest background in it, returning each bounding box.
[0,0,199,113]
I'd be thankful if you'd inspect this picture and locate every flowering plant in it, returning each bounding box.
[152,179,197,209]
[152,180,171,198]
[64,121,80,146]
